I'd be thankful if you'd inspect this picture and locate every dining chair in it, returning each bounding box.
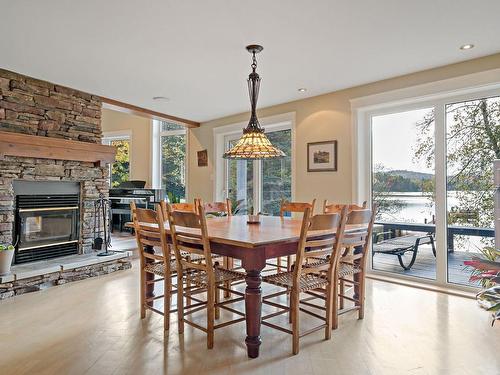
[323,200,367,214]
[170,202,197,213]
[164,201,246,349]
[195,198,235,296]
[196,198,232,216]
[277,199,317,272]
[322,200,367,309]
[333,207,375,329]
[261,206,348,355]
[130,201,177,331]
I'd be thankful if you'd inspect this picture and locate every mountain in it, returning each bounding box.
[389,169,433,181]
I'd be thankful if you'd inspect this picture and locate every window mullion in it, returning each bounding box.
[434,103,448,286]
[254,160,262,214]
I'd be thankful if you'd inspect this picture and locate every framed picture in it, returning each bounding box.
[307,140,337,172]
[197,149,208,167]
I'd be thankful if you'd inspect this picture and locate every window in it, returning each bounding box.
[261,129,292,215]
[445,96,498,285]
[102,132,131,188]
[153,121,187,201]
[353,73,500,290]
[216,114,294,215]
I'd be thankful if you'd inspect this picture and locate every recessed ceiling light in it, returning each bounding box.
[152,96,170,102]
[460,44,474,50]
[298,88,307,93]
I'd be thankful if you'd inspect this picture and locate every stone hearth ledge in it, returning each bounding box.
[0,252,132,299]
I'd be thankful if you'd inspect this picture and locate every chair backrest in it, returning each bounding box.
[170,202,197,213]
[293,206,348,283]
[340,207,375,262]
[196,198,232,216]
[130,201,162,249]
[164,201,214,275]
[323,200,367,214]
[280,199,316,218]
[131,201,172,267]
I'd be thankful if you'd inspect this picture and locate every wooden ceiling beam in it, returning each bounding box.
[100,97,200,128]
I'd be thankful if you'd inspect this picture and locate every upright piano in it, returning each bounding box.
[109,181,163,231]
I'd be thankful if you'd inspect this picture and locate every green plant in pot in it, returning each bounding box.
[0,244,15,276]
[464,247,500,326]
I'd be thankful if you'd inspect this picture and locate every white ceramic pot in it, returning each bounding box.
[0,250,14,276]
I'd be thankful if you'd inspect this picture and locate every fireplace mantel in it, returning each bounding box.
[0,131,116,166]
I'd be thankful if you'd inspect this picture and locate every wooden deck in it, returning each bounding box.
[372,244,480,287]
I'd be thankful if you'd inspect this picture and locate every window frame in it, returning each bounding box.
[102,130,132,187]
[151,119,189,200]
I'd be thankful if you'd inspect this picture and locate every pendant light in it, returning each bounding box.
[223,45,285,160]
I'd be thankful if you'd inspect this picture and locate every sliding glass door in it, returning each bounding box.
[371,108,436,280]
[445,96,499,286]
[368,90,500,289]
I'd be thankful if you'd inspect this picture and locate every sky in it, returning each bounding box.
[372,107,434,174]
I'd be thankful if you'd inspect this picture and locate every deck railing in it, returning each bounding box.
[375,221,494,252]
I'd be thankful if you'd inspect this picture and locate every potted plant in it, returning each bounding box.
[0,244,15,276]
[464,247,500,326]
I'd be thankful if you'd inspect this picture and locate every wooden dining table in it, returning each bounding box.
[145,214,363,358]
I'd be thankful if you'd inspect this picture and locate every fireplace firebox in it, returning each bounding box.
[13,181,80,264]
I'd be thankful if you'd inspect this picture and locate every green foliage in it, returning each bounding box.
[0,244,14,251]
[226,129,291,216]
[466,249,500,325]
[414,97,500,229]
[161,133,186,199]
[166,191,181,204]
[111,140,130,187]
[262,130,292,215]
[372,164,407,219]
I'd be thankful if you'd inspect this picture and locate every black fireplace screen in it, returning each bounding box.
[15,194,80,264]
[18,209,77,248]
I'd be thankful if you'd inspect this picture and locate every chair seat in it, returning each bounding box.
[263,271,328,292]
[338,262,361,277]
[143,259,177,276]
[186,267,245,287]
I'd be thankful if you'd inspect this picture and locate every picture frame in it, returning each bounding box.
[307,140,337,172]
[197,149,208,167]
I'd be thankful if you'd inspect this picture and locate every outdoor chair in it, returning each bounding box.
[372,232,436,270]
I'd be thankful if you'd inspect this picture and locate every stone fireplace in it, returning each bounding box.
[0,68,109,258]
[0,68,130,299]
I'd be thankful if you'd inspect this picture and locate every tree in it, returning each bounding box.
[414,97,500,229]
[227,129,292,216]
[372,164,407,220]
[110,140,130,187]
[161,133,186,199]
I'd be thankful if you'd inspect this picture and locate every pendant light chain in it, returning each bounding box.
[223,45,285,160]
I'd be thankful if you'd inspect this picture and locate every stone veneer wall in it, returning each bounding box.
[0,68,108,254]
[0,258,131,300]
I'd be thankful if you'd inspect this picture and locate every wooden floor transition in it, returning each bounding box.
[0,236,499,375]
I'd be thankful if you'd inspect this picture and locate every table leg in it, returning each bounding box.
[144,245,155,307]
[244,269,262,358]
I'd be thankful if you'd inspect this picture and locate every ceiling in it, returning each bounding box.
[1,1,500,123]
